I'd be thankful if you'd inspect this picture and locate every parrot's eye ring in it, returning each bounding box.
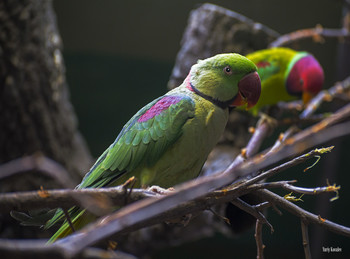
[224,66,232,75]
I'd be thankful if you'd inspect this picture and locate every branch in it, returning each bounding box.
[0,154,76,189]
[227,115,277,171]
[0,155,147,217]
[255,219,265,259]
[230,198,273,232]
[269,25,350,48]
[301,220,312,259]
[0,239,137,259]
[48,105,350,257]
[254,189,350,237]
[0,187,157,213]
[226,75,350,178]
[276,181,340,202]
[236,146,334,189]
[3,106,350,259]
[301,75,350,118]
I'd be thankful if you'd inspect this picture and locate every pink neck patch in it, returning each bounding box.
[137,96,183,122]
[185,73,194,92]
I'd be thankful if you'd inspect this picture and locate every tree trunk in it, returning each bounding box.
[0,0,93,238]
[0,0,92,191]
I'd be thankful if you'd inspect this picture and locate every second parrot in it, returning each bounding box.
[246,47,324,115]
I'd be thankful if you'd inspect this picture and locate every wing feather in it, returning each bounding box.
[80,94,195,189]
[45,95,195,235]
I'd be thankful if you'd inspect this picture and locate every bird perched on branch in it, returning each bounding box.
[246,47,324,115]
[45,53,261,242]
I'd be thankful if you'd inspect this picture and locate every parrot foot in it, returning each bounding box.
[147,185,175,195]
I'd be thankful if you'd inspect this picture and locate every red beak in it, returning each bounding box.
[230,71,261,109]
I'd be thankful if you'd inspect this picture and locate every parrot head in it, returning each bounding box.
[285,53,324,104]
[188,53,261,109]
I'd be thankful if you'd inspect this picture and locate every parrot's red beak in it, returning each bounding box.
[231,71,261,109]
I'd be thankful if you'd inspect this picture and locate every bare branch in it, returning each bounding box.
[230,198,274,232]
[0,154,76,189]
[277,181,340,201]
[0,187,158,213]
[255,219,265,259]
[301,220,312,259]
[0,239,137,259]
[226,115,277,171]
[269,25,350,48]
[301,75,350,119]
[254,189,350,237]
[235,146,334,189]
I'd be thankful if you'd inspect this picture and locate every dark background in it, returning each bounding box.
[53,1,348,258]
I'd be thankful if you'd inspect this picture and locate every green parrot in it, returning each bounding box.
[45,53,261,242]
[245,47,324,115]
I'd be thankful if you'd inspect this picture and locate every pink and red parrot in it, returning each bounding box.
[246,47,324,115]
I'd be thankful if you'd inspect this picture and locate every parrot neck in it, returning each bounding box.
[189,83,230,109]
[185,74,230,109]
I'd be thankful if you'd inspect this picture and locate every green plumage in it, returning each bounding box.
[246,47,323,115]
[46,53,261,242]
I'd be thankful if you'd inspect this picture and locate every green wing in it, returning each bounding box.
[78,94,195,188]
[246,54,280,82]
[246,48,299,83]
[45,94,195,237]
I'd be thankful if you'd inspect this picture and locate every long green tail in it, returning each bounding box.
[46,209,95,243]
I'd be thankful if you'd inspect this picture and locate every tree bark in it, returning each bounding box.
[0,0,93,239]
[168,3,279,90]
[0,0,92,192]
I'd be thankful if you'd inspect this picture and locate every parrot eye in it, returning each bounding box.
[224,66,232,75]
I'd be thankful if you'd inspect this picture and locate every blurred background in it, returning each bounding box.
[53,1,348,258]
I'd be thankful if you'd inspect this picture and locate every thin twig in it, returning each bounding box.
[277,182,340,201]
[257,179,340,202]
[269,25,350,48]
[255,219,265,259]
[287,103,350,146]
[301,75,350,119]
[253,201,271,212]
[226,115,277,171]
[276,100,303,112]
[266,126,299,155]
[301,220,312,259]
[0,154,76,189]
[232,146,334,189]
[279,114,328,127]
[0,155,112,216]
[254,189,350,237]
[230,198,274,233]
